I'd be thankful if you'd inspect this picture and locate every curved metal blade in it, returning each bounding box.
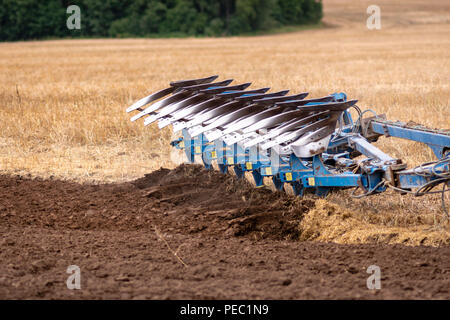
[130,91,192,122]
[127,76,224,114]
[126,86,176,113]
[242,101,356,134]
[200,83,251,94]
[223,131,257,145]
[145,94,208,126]
[243,111,330,148]
[200,104,268,140]
[159,98,220,129]
[260,117,334,150]
[196,105,259,138]
[241,109,308,134]
[297,100,358,112]
[181,79,233,91]
[288,126,336,157]
[170,75,219,87]
[189,100,245,136]
[220,107,282,135]
[131,82,250,123]
[235,90,289,102]
[275,95,335,107]
[254,92,309,105]
[171,99,224,132]
[214,87,270,99]
[178,88,279,132]
[153,83,262,127]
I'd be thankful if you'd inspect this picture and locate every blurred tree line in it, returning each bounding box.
[0,0,322,41]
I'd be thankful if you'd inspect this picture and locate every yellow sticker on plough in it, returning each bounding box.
[285,172,293,181]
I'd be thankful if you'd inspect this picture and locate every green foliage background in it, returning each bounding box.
[0,0,322,41]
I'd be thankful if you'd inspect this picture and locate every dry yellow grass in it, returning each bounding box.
[299,199,449,246]
[0,0,449,244]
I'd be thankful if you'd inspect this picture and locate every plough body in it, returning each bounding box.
[126,76,450,201]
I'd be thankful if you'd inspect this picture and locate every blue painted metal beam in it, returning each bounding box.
[371,120,450,158]
[349,135,396,162]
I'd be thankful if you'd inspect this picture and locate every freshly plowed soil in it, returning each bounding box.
[1,164,449,299]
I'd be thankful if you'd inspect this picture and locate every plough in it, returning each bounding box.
[126,75,450,214]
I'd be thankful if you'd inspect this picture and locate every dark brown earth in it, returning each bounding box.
[0,164,449,299]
